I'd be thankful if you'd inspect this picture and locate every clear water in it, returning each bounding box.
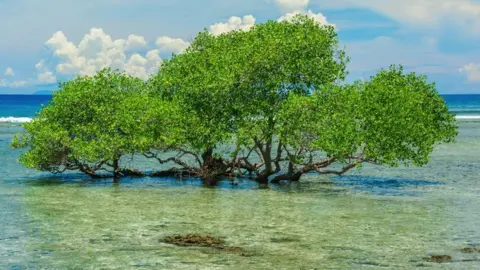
[0,95,480,269]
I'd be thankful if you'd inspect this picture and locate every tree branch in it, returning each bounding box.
[177,148,203,167]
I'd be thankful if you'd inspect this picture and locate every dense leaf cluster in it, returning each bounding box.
[12,15,457,184]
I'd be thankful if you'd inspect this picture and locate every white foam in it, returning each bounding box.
[455,115,480,120]
[0,117,32,123]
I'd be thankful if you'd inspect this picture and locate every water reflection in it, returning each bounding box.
[334,175,442,196]
[21,173,443,197]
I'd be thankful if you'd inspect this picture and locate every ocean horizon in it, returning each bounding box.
[1,94,480,123]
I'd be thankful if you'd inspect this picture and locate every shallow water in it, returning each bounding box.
[1,121,480,269]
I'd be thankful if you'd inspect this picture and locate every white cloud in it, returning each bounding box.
[312,0,480,34]
[278,10,333,26]
[125,34,147,51]
[4,67,14,76]
[459,63,480,83]
[35,59,57,83]
[123,50,162,80]
[0,78,28,87]
[274,0,310,12]
[35,60,45,70]
[272,0,332,27]
[9,80,27,87]
[38,28,164,80]
[38,71,57,83]
[155,36,190,54]
[209,15,256,36]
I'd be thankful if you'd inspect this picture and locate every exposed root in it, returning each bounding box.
[120,168,146,177]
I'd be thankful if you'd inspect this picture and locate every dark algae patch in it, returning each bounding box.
[423,255,452,263]
[161,234,252,256]
[270,236,300,243]
[460,247,480,253]
[414,247,480,265]
[162,234,225,247]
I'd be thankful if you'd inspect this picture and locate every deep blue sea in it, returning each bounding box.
[1,94,480,122]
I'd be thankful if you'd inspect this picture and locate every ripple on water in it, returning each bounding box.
[1,121,480,268]
[334,175,442,196]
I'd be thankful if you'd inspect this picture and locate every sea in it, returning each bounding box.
[1,94,480,123]
[0,94,479,269]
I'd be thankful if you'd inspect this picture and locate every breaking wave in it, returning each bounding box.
[0,117,32,123]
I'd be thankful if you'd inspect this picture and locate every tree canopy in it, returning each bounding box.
[12,69,181,180]
[12,15,458,185]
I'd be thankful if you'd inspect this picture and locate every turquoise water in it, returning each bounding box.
[0,95,480,269]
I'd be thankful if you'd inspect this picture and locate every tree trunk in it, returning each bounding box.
[200,147,226,186]
[255,174,270,184]
[113,158,120,182]
[202,174,218,187]
[201,148,214,164]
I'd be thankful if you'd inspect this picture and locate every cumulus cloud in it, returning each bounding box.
[38,71,57,83]
[209,15,256,36]
[272,0,332,27]
[38,28,163,81]
[123,50,162,80]
[278,10,333,26]
[459,63,480,83]
[4,67,14,76]
[125,34,147,51]
[274,0,310,12]
[155,36,190,54]
[31,10,337,85]
[22,6,337,85]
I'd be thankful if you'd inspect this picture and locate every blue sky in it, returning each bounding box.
[0,0,479,94]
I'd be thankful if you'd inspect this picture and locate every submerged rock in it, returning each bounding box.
[162,234,225,247]
[424,255,452,263]
[460,247,480,253]
[161,233,251,256]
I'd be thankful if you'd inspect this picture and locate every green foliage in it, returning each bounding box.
[357,65,457,167]
[12,15,458,182]
[150,30,247,152]
[234,15,348,148]
[12,68,180,175]
[276,66,456,170]
[277,83,362,162]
